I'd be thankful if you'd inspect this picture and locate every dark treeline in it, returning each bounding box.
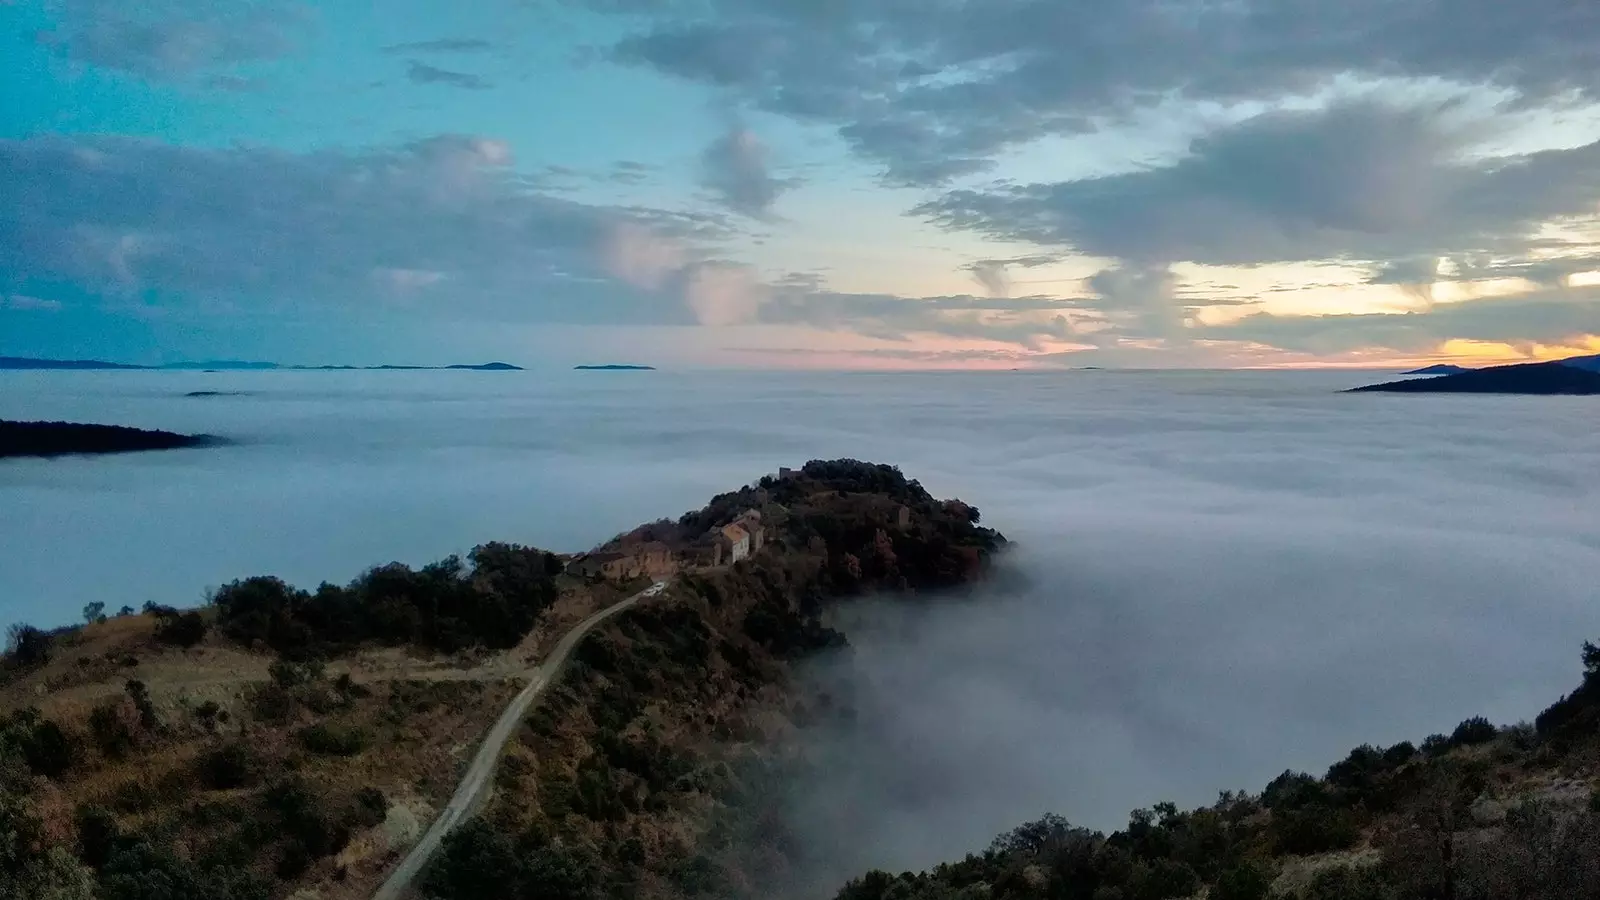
[211,542,565,658]
[0,420,216,458]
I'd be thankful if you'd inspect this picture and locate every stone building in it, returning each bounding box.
[566,541,677,580]
[710,509,765,567]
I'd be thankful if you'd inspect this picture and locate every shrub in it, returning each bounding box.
[2,709,76,779]
[4,623,52,669]
[1261,770,1327,810]
[74,804,120,868]
[193,701,223,732]
[199,741,257,789]
[154,611,208,648]
[1448,716,1498,748]
[1212,861,1273,900]
[1303,865,1396,900]
[422,820,521,900]
[263,777,349,859]
[1270,803,1361,856]
[248,683,296,724]
[88,702,137,759]
[298,723,369,757]
[1127,858,1199,900]
[99,837,269,900]
[1381,741,1417,766]
[269,657,324,689]
[353,787,387,828]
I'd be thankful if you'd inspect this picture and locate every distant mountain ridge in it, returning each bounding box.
[1401,363,1474,375]
[1351,361,1600,394]
[573,363,656,370]
[0,357,522,371]
[1396,353,1600,377]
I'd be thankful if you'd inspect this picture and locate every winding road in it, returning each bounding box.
[372,580,668,900]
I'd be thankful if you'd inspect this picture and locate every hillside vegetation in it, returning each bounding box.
[0,460,1004,900]
[826,652,1600,900]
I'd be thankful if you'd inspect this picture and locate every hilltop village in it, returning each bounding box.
[562,466,915,581]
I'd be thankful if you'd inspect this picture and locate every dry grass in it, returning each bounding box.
[2,582,628,900]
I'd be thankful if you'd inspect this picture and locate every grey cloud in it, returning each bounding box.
[405,60,491,90]
[730,346,1034,365]
[1368,258,1442,286]
[1086,265,1186,341]
[0,134,718,326]
[919,102,1600,269]
[49,0,310,78]
[700,124,798,218]
[758,286,1087,348]
[382,38,493,54]
[202,74,265,92]
[609,160,656,184]
[5,295,65,311]
[590,0,1600,185]
[1201,287,1600,353]
[966,254,1060,298]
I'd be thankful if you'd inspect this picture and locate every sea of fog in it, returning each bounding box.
[3,368,1599,872]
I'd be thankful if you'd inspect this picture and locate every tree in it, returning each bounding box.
[3,710,76,779]
[4,623,52,668]
[422,820,521,900]
[1212,862,1273,900]
[153,611,207,647]
[1448,716,1498,748]
[83,602,107,625]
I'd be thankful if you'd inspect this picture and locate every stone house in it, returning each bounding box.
[566,541,678,580]
[710,509,765,566]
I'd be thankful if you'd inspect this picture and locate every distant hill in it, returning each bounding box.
[0,356,146,370]
[1563,353,1600,373]
[0,356,522,371]
[1350,361,1600,394]
[1401,363,1473,375]
[574,363,656,370]
[0,420,218,458]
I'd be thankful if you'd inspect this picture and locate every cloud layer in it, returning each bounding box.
[47,0,311,78]
[595,0,1600,186]
[918,102,1600,268]
[4,371,1596,891]
[0,134,733,325]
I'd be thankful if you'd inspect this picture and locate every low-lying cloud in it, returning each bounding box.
[4,372,1596,895]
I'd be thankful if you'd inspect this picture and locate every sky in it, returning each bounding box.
[4,1,1600,369]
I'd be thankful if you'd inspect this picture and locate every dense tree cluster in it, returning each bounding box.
[3,622,53,671]
[0,419,213,458]
[1534,640,1600,739]
[211,542,563,656]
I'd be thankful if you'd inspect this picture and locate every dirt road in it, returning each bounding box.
[371,580,667,900]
